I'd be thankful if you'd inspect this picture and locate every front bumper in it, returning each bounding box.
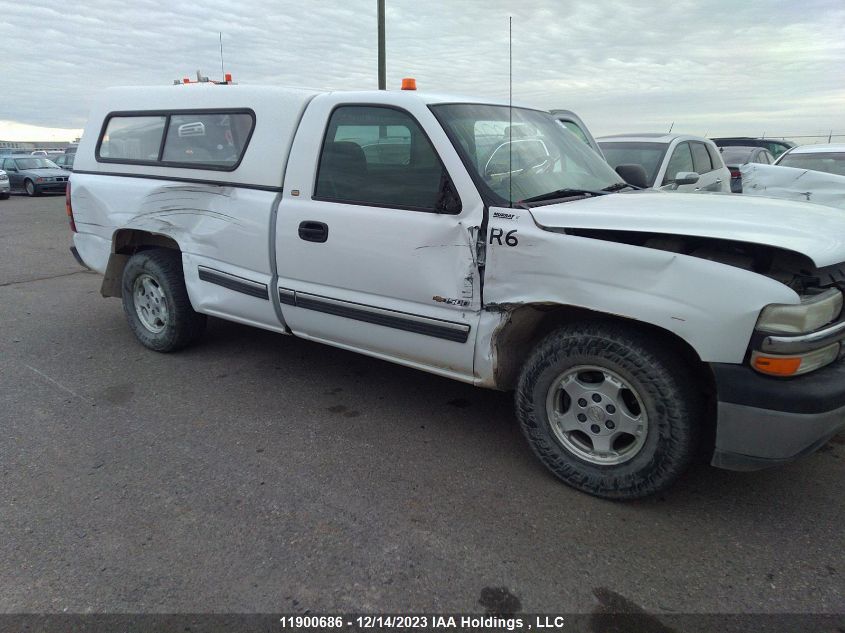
[35,180,69,193]
[710,361,845,470]
[0,180,9,193]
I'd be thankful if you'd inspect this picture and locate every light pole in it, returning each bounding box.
[378,0,386,89]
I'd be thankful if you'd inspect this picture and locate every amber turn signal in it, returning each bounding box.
[752,355,802,376]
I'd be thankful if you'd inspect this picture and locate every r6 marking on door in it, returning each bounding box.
[490,228,518,247]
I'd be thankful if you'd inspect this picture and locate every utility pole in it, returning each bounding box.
[378,0,386,89]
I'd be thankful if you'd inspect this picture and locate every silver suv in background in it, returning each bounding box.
[598,133,731,193]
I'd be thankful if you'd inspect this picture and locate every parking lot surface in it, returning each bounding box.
[1,195,844,617]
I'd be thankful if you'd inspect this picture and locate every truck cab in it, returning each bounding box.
[69,83,845,499]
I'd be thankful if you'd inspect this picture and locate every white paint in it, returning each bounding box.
[70,84,845,388]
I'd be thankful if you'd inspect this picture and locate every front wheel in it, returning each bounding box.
[121,249,206,352]
[24,180,39,196]
[0,192,9,200]
[516,323,702,500]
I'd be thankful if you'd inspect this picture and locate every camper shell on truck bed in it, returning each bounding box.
[69,83,845,499]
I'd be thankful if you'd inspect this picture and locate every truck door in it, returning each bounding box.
[274,96,484,380]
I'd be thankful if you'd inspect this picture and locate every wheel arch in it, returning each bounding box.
[100,228,183,298]
[490,303,715,395]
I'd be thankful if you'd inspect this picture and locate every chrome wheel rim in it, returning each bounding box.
[545,364,648,465]
[133,274,169,334]
[25,181,34,195]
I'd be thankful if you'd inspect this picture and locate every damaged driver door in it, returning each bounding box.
[275,100,484,379]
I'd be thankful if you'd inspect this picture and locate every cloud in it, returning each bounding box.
[1,0,843,140]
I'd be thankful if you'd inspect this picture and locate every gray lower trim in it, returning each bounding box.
[197,266,269,300]
[278,288,296,306]
[712,400,845,470]
[281,289,470,343]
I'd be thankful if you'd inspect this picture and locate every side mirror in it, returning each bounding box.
[673,171,700,186]
[614,164,649,189]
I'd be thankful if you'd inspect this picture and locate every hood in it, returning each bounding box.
[22,168,70,178]
[529,191,845,267]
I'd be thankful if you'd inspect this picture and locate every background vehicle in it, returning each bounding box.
[720,145,775,192]
[712,137,796,160]
[774,143,845,176]
[1,155,71,195]
[0,169,9,199]
[53,153,75,170]
[598,133,731,192]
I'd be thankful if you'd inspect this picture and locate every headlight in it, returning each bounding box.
[756,288,843,334]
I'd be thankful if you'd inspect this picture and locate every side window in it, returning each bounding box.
[691,142,713,174]
[662,143,694,184]
[314,106,460,213]
[706,143,724,170]
[162,113,253,167]
[99,116,166,161]
[3,158,15,170]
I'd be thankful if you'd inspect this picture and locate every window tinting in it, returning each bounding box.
[314,106,458,212]
[691,142,713,174]
[706,143,724,170]
[99,116,166,161]
[663,143,694,184]
[162,113,253,167]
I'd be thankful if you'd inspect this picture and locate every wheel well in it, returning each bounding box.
[100,229,182,298]
[492,303,715,391]
[491,303,717,458]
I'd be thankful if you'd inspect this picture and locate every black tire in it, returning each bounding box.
[121,249,206,352]
[24,180,39,197]
[515,323,702,500]
[0,192,9,200]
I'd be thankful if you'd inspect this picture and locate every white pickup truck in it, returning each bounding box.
[69,83,845,499]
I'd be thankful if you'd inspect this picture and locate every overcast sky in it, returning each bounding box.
[1,0,843,142]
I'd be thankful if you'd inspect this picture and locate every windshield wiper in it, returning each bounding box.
[520,188,608,204]
[601,182,636,192]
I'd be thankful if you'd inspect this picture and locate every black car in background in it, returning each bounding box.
[1,155,71,196]
[711,137,796,159]
[719,145,775,192]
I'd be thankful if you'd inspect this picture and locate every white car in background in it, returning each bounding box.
[0,169,9,199]
[598,133,731,193]
[741,144,845,209]
[774,143,845,174]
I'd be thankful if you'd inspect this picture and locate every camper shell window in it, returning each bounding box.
[96,109,255,171]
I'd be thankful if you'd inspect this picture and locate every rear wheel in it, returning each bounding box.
[121,249,206,352]
[516,323,702,500]
[0,192,9,200]
[24,180,39,196]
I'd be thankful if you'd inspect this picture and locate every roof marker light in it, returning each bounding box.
[401,77,417,90]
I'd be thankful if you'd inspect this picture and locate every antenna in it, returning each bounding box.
[509,15,513,209]
[668,121,674,133]
[219,32,225,77]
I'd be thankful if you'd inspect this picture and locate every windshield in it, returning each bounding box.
[598,141,668,186]
[777,152,845,177]
[14,158,59,170]
[431,104,624,206]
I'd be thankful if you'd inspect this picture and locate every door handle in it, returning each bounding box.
[298,221,329,243]
[715,178,723,183]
